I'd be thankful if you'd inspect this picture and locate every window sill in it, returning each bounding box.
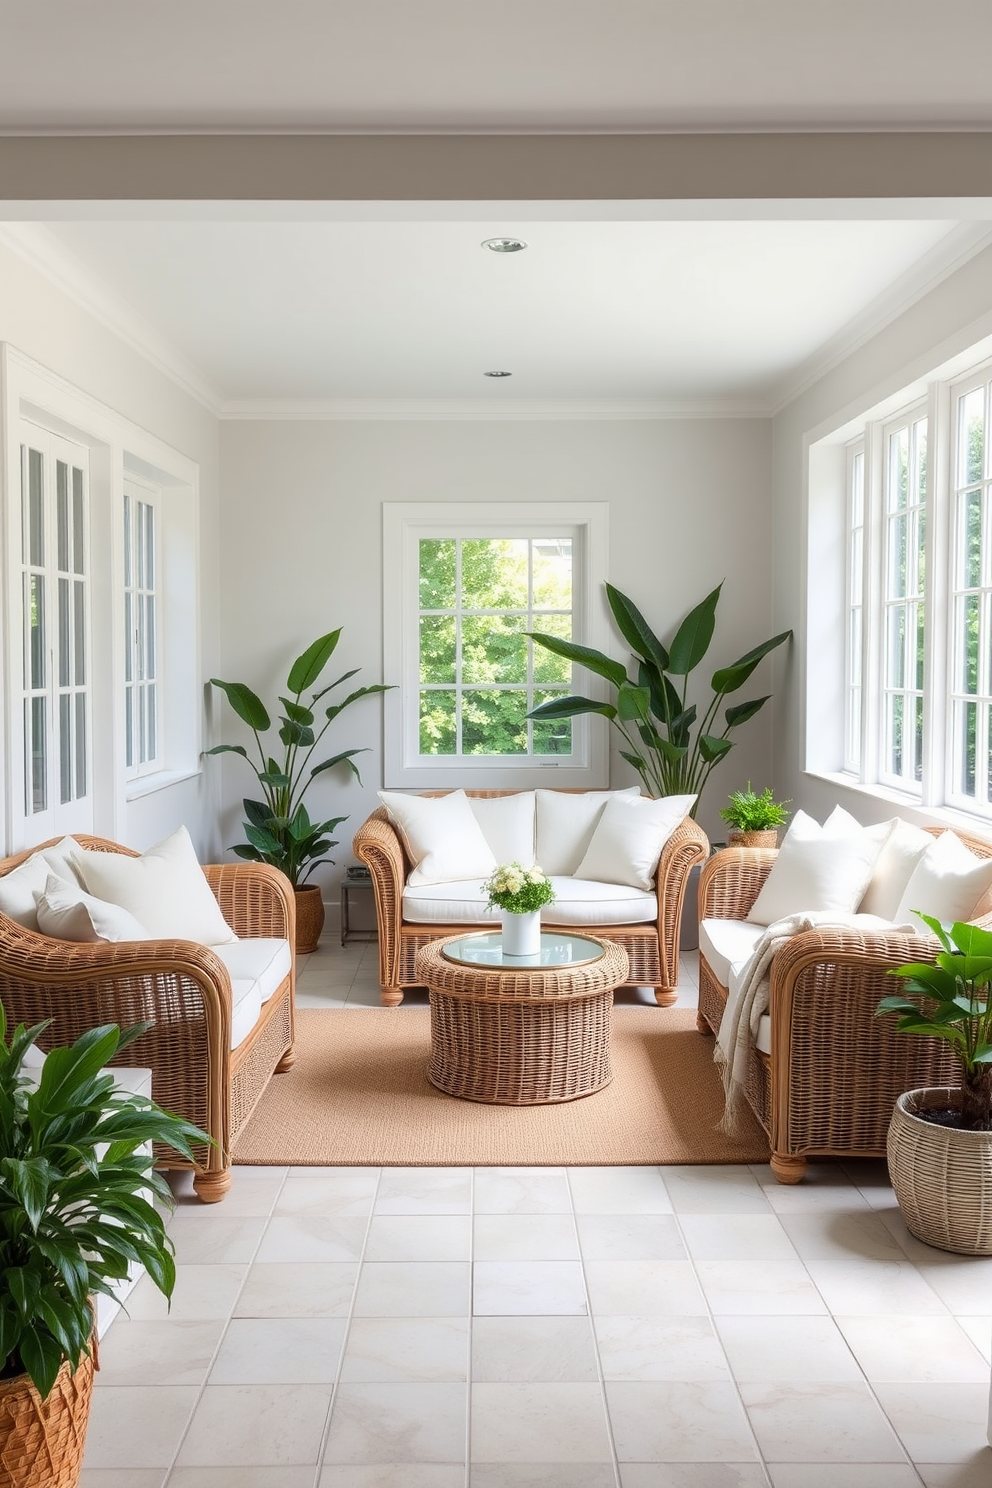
[125,767,201,802]
[805,770,992,840]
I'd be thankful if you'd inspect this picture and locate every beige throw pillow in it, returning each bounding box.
[35,874,151,943]
[73,826,237,946]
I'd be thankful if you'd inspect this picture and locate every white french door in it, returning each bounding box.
[19,423,93,840]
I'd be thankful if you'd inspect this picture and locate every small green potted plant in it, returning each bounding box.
[207,629,391,952]
[482,862,556,957]
[719,783,791,848]
[876,914,992,1255]
[0,1005,208,1487]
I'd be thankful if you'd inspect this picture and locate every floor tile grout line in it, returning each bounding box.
[465,1163,475,1488]
[565,1165,625,1488]
[160,1163,291,1485]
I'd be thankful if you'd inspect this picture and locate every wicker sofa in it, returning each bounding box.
[0,836,296,1203]
[353,788,708,1007]
[695,826,992,1184]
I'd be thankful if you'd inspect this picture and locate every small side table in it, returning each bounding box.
[418,932,629,1105]
[341,879,377,945]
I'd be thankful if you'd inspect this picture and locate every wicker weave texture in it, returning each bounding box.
[888,1087,992,1255]
[0,1347,94,1488]
[0,837,296,1201]
[354,792,707,1005]
[418,937,629,1105]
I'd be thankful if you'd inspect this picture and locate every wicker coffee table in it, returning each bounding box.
[417,932,630,1105]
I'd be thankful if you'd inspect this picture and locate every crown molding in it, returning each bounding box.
[217,396,768,421]
[769,220,992,417]
[0,222,223,416]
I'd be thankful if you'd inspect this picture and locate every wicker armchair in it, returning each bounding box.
[0,836,296,1203]
[353,789,708,1007]
[696,827,992,1184]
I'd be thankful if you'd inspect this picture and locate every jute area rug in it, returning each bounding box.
[233,1007,770,1168]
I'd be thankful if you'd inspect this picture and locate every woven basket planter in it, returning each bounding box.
[294,885,325,954]
[0,1344,96,1488]
[888,1086,992,1256]
[727,828,779,849]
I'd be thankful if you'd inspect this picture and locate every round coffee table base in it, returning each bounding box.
[427,992,614,1105]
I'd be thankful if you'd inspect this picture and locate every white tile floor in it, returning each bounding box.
[80,938,992,1488]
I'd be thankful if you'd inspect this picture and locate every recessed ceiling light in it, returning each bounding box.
[481,237,527,253]
[484,370,513,378]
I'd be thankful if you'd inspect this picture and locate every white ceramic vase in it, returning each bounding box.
[500,909,542,956]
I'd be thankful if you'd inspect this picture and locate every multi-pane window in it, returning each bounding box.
[950,378,992,808]
[880,411,927,790]
[845,445,865,773]
[124,483,159,774]
[19,428,89,824]
[417,536,573,758]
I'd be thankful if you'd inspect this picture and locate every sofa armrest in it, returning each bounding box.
[204,861,295,942]
[353,807,407,992]
[655,816,709,984]
[698,845,778,923]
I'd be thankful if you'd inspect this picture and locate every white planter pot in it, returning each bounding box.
[500,909,542,956]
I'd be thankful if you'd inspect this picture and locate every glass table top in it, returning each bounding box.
[440,931,606,970]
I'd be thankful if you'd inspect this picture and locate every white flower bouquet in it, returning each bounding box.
[482,862,556,916]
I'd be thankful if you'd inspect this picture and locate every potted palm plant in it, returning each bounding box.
[877,914,992,1255]
[207,629,391,952]
[0,1005,207,1488]
[719,783,791,848]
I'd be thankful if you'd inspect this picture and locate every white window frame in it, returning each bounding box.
[123,476,161,780]
[383,502,610,789]
[877,402,928,796]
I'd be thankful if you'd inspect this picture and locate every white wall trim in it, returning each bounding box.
[219,397,768,421]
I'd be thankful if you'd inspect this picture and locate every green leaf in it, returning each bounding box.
[526,696,617,721]
[209,679,271,732]
[279,698,314,726]
[287,631,341,694]
[19,1325,65,1401]
[698,734,733,764]
[526,632,628,688]
[948,921,992,959]
[288,804,313,841]
[617,683,650,722]
[619,750,648,772]
[257,769,291,789]
[711,630,793,693]
[277,718,315,749]
[667,586,721,676]
[203,743,250,760]
[243,799,274,831]
[324,684,392,723]
[1,1157,50,1231]
[725,696,770,729]
[244,822,283,856]
[605,583,670,670]
[309,748,368,784]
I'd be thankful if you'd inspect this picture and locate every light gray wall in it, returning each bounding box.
[0,239,223,856]
[218,415,774,897]
[771,242,992,827]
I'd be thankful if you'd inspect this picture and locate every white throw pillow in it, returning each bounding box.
[0,837,85,932]
[574,792,697,891]
[379,789,498,887]
[893,831,992,933]
[747,809,885,926]
[74,826,237,946]
[858,818,933,919]
[468,792,536,867]
[35,873,151,943]
[535,788,641,876]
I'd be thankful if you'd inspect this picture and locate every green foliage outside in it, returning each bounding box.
[418,538,573,757]
[0,1006,207,1399]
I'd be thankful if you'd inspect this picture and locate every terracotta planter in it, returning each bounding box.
[294,884,325,954]
[888,1086,992,1255]
[727,828,779,849]
[0,1344,96,1488]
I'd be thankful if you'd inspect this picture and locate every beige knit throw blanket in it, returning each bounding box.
[713,910,911,1136]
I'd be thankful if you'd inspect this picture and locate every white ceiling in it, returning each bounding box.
[2,1,992,133]
[8,214,981,415]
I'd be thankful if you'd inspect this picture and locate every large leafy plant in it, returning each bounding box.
[877,915,992,1131]
[207,630,390,888]
[0,1006,207,1398]
[528,583,791,810]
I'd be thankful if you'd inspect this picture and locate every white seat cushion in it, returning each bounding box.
[468,793,536,867]
[699,918,766,986]
[229,980,263,1051]
[402,876,657,927]
[214,939,292,1004]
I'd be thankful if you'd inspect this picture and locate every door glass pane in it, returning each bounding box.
[56,461,69,572]
[125,687,134,769]
[143,502,155,589]
[27,574,45,689]
[75,694,86,798]
[60,694,72,804]
[58,578,70,687]
[27,448,44,566]
[124,592,133,683]
[74,581,85,685]
[72,468,85,575]
[124,496,132,588]
[146,685,156,765]
[29,697,46,814]
[144,594,155,681]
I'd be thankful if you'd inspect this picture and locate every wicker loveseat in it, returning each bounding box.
[695,826,992,1184]
[353,788,708,1007]
[0,836,296,1203]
